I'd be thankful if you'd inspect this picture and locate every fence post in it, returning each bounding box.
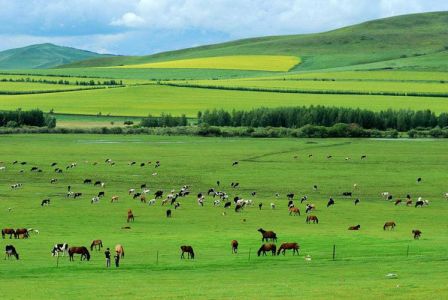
[156,250,159,265]
[248,248,251,261]
[332,244,336,260]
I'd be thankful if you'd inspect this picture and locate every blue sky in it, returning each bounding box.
[0,0,447,55]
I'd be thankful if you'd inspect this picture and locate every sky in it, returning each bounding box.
[0,0,447,55]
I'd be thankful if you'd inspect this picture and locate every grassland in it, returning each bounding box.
[0,135,447,299]
[116,55,300,72]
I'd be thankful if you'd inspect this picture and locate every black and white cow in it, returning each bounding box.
[5,245,19,260]
[51,243,69,257]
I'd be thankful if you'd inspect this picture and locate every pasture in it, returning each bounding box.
[0,134,447,299]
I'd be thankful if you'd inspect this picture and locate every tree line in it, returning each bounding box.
[140,113,188,127]
[0,109,55,128]
[0,77,123,86]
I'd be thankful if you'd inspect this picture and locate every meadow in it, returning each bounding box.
[0,134,447,299]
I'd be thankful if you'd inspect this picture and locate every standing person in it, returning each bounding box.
[104,248,111,268]
[114,251,120,268]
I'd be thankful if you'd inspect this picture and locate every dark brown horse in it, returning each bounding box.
[289,207,300,216]
[412,229,422,239]
[306,216,319,224]
[348,225,361,230]
[257,243,276,256]
[383,221,396,230]
[180,245,195,259]
[90,239,103,251]
[68,246,90,261]
[257,228,277,242]
[277,243,300,256]
[127,209,134,223]
[2,228,15,239]
[14,228,29,239]
[231,240,238,254]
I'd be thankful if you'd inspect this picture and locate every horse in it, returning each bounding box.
[127,209,134,223]
[277,243,299,256]
[180,245,195,259]
[412,229,422,239]
[51,243,69,257]
[111,195,119,203]
[348,225,361,230]
[306,216,319,224]
[257,228,277,242]
[68,246,90,261]
[115,244,125,258]
[90,240,103,251]
[257,243,276,256]
[14,228,29,239]
[383,221,396,230]
[2,228,15,239]
[231,240,238,254]
[5,245,19,260]
[289,207,300,216]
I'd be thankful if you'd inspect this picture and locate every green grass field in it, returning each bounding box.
[0,134,447,299]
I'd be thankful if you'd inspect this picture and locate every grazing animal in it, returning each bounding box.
[148,199,156,206]
[174,202,180,209]
[387,195,393,200]
[41,199,50,206]
[288,200,294,207]
[381,192,390,199]
[213,199,221,206]
[68,247,90,261]
[91,196,100,204]
[232,161,239,166]
[51,243,69,257]
[94,181,102,186]
[50,178,57,184]
[327,198,335,207]
[115,244,125,258]
[258,203,262,210]
[128,188,135,195]
[348,225,361,230]
[289,207,300,216]
[90,240,103,251]
[111,195,119,203]
[216,180,220,186]
[14,228,29,239]
[415,198,428,207]
[417,177,422,183]
[257,243,276,256]
[30,166,38,171]
[305,204,315,214]
[83,179,92,184]
[231,240,238,254]
[301,196,308,203]
[74,192,82,199]
[224,201,231,209]
[383,221,396,230]
[270,203,276,209]
[258,228,277,242]
[394,199,402,206]
[127,209,134,223]
[133,192,142,199]
[51,162,57,167]
[5,245,19,260]
[235,204,244,212]
[406,200,413,206]
[327,155,332,159]
[361,155,367,160]
[313,185,318,191]
[2,228,15,239]
[412,230,422,240]
[166,209,172,218]
[180,245,195,259]
[140,195,147,203]
[277,243,299,256]
[306,215,319,224]
[342,192,352,197]
[354,198,360,205]
[287,193,294,200]
[154,190,164,199]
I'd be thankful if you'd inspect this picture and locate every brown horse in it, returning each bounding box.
[348,225,361,230]
[257,243,276,256]
[306,216,319,224]
[289,207,300,216]
[68,246,90,261]
[2,228,15,239]
[412,229,422,239]
[257,228,277,242]
[180,245,195,259]
[383,221,396,230]
[111,195,119,203]
[406,200,413,206]
[115,244,125,258]
[231,240,238,254]
[14,228,29,239]
[277,243,300,256]
[394,199,402,206]
[127,209,134,223]
[90,239,103,251]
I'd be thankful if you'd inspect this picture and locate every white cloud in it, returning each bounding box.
[111,12,146,28]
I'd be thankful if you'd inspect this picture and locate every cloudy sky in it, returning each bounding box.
[0,0,447,55]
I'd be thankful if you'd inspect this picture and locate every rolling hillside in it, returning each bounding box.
[61,11,448,71]
[0,43,112,69]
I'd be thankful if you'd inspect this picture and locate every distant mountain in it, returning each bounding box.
[0,43,113,70]
[61,11,448,72]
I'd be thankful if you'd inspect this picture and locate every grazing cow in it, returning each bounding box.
[277,243,299,256]
[258,228,277,242]
[140,196,147,203]
[127,209,134,223]
[361,155,367,160]
[14,228,29,239]
[301,196,308,203]
[354,198,360,205]
[288,200,294,208]
[289,207,300,216]
[74,192,83,199]
[129,161,136,166]
[51,243,69,257]
[327,155,332,159]
[348,225,361,230]
[387,195,393,200]
[98,191,105,198]
[412,230,422,240]
[166,209,172,218]
[383,221,396,230]
[11,183,22,189]
[207,189,215,196]
[224,201,231,209]
[258,203,263,210]
[306,216,319,224]
[133,192,142,199]
[232,161,239,166]
[128,188,135,195]
[55,168,62,173]
[2,228,15,239]
[140,183,147,190]
[287,193,294,200]
[91,240,103,251]
[5,245,19,260]
[50,178,57,184]
[68,247,90,261]
[20,162,27,165]
[197,197,204,207]
[270,203,276,209]
[394,199,402,206]
[213,199,221,206]
[143,188,150,194]
[381,192,390,199]
[111,196,119,203]
[444,192,448,200]
[251,191,257,197]
[115,244,125,258]
[31,166,38,172]
[66,192,74,198]
[51,162,57,167]
[180,246,195,259]
[41,199,50,206]
[94,181,102,186]
[313,185,318,191]
[305,204,315,214]
[140,163,145,167]
[342,192,352,197]
[174,202,180,209]
[406,200,413,206]
[0,166,5,171]
[148,199,156,206]
[327,198,335,207]
[257,243,276,256]
[216,180,220,186]
[231,240,238,254]
[91,197,100,204]
[417,177,422,183]
[155,190,164,199]
[83,179,92,184]
[415,198,429,208]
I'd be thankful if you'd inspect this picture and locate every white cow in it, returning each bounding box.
[148,199,156,206]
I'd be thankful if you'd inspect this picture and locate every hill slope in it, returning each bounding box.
[0,43,112,69]
[62,11,448,71]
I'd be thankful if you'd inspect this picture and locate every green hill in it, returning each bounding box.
[61,11,448,71]
[0,43,113,69]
